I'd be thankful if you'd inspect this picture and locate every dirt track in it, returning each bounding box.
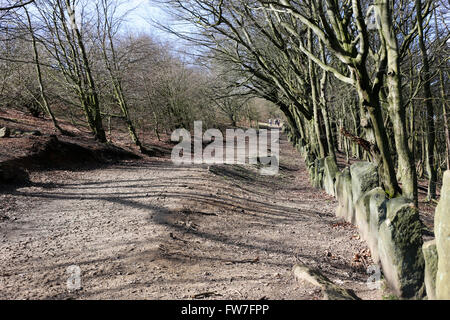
[0,134,381,300]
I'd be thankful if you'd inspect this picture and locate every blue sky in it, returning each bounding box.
[117,0,185,41]
[116,0,199,59]
[119,0,165,31]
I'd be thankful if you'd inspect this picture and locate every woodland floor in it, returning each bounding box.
[0,109,437,300]
[1,129,386,301]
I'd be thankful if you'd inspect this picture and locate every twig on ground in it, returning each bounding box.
[225,257,260,265]
[192,292,223,299]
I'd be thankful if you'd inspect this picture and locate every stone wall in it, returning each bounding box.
[423,171,450,300]
[298,147,428,299]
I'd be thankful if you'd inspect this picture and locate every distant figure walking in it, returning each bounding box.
[269,119,273,126]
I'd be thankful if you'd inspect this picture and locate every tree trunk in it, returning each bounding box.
[354,65,400,198]
[416,0,437,200]
[25,7,63,134]
[319,42,336,163]
[378,0,418,204]
[308,28,326,158]
[65,0,106,142]
[441,72,450,171]
[434,14,450,170]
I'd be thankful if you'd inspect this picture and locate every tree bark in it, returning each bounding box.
[377,0,418,204]
[25,7,63,133]
[354,65,400,198]
[319,42,337,163]
[416,0,437,200]
[307,28,326,158]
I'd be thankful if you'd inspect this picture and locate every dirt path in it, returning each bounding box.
[0,134,381,300]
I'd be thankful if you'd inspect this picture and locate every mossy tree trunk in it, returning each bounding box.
[353,64,400,198]
[307,28,326,159]
[416,0,437,200]
[377,0,418,204]
[97,0,144,151]
[25,6,63,134]
[319,42,336,164]
[434,12,450,171]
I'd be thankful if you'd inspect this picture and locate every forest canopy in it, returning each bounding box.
[0,0,449,205]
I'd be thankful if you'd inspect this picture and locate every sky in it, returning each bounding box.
[119,0,164,32]
[115,0,200,61]
[23,0,177,39]
[116,0,187,42]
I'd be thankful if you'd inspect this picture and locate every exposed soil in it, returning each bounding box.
[0,109,171,170]
[0,130,384,300]
[0,109,440,300]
